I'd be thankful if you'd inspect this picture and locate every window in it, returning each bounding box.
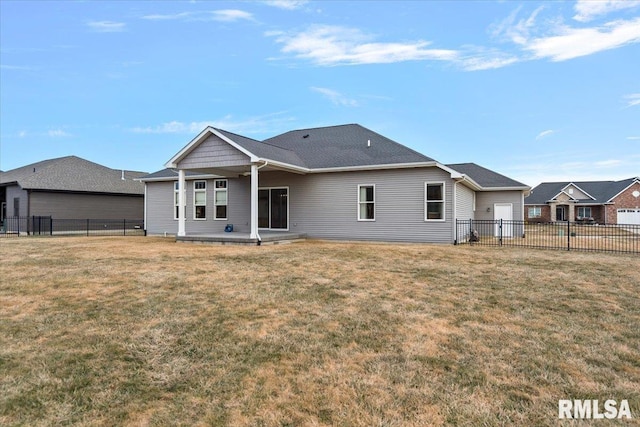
[214,180,228,220]
[358,185,375,221]
[577,206,592,218]
[194,181,206,219]
[528,206,541,218]
[174,181,186,220]
[425,183,445,221]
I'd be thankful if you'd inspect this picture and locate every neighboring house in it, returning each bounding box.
[141,124,529,244]
[524,177,640,225]
[0,156,146,223]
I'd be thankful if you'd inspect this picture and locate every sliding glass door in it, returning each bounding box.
[258,187,288,230]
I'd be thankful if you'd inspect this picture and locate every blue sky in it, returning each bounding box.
[1,0,638,186]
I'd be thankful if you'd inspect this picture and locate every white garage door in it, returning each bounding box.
[618,209,640,225]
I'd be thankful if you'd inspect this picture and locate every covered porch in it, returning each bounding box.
[167,127,308,244]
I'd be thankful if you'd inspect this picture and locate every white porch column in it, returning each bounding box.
[250,163,259,239]
[178,169,186,237]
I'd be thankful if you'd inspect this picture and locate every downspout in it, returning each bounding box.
[26,189,31,235]
[144,183,148,235]
[452,180,458,244]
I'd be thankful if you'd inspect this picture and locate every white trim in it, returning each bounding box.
[554,183,596,201]
[140,173,219,182]
[177,170,186,236]
[143,184,147,231]
[607,177,640,203]
[425,181,446,222]
[165,127,259,168]
[357,184,376,222]
[213,179,228,221]
[250,164,259,239]
[258,186,290,231]
[193,180,207,220]
[173,180,186,221]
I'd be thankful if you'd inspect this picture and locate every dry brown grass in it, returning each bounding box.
[1,236,639,426]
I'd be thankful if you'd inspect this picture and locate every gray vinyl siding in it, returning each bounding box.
[456,183,475,221]
[476,191,524,221]
[145,181,177,235]
[259,167,454,243]
[29,192,143,219]
[177,134,251,169]
[144,178,251,235]
[6,185,27,217]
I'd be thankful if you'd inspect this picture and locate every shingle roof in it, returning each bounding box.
[263,124,433,168]
[447,163,528,189]
[215,128,307,168]
[0,156,146,195]
[525,177,640,204]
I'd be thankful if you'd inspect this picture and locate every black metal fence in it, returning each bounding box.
[0,216,145,237]
[456,219,639,255]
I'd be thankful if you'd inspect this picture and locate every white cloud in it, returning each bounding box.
[574,0,640,22]
[86,21,126,33]
[48,129,71,137]
[130,113,295,135]
[269,25,459,66]
[0,64,34,71]
[310,87,358,107]
[627,136,640,140]
[142,10,254,22]
[624,93,640,107]
[263,0,309,10]
[491,5,545,45]
[458,50,519,71]
[536,129,556,140]
[595,159,623,167]
[525,17,640,61]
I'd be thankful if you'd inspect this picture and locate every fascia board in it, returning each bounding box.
[138,173,220,182]
[308,161,439,174]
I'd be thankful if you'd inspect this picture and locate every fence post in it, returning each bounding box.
[87,219,90,236]
[567,220,571,251]
[50,216,53,236]
[499,219,503,246]
[123,219,127,236]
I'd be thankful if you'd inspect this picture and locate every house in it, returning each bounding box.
[0,156,146,224]
[141,124,530,244]
[524,177,640,225]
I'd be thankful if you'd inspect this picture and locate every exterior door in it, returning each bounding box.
[556,206,566,221]
[258,187,289,230]
[494,203,513,237]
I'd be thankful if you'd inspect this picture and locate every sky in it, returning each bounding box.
[1,0,639,187]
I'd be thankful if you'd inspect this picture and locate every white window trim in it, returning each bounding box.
[193,180,207,220]
[174,181,186,221]
[214,179,228,221]
[425,182,446,222]
[529,206,542,218]
[357,184,376,222]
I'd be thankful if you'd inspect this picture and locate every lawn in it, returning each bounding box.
[1,237,638,426]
